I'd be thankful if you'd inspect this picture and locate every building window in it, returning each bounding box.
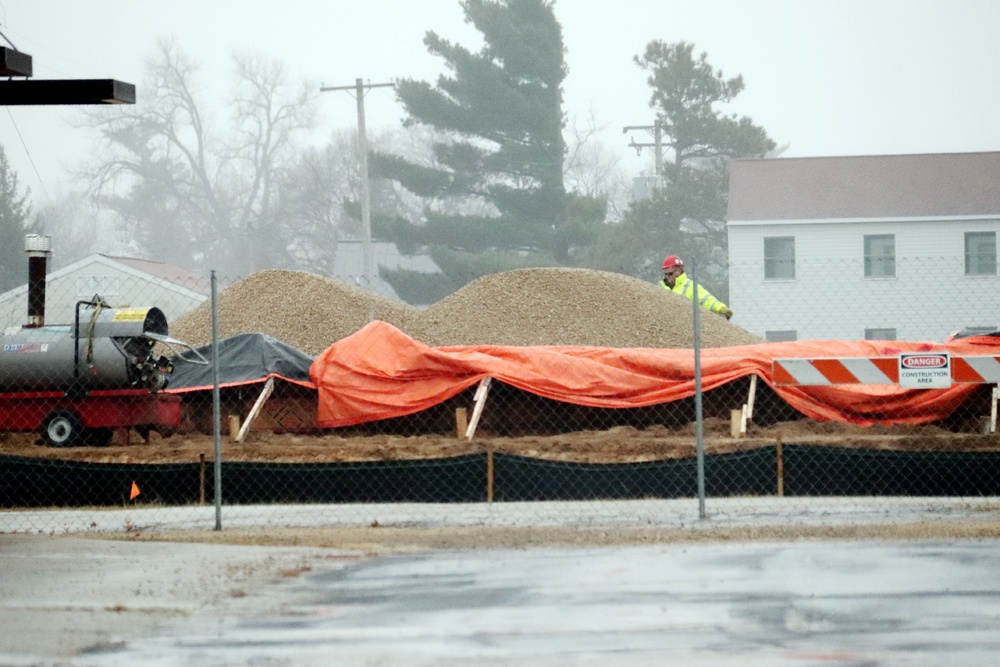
[764,236,795,280]
[76,275,121,297]
[864,327,896,340]
[765,329,797,342]
[965,231,997,275]
[864,234,895,278]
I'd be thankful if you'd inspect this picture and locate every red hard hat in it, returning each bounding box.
[662,255,683,270]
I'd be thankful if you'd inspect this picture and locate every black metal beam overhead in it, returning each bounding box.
[0,46,134,105]
[0,79,135,105]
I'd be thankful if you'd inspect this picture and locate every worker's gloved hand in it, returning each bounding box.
[721,307,733,320]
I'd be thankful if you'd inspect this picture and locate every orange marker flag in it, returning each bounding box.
[129,481,141,500]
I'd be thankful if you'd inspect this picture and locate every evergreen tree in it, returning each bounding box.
[0,145,32,292]
[584,41,775,299]
[371,0,575,303]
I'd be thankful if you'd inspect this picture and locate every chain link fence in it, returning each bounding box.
[2,250,999,534]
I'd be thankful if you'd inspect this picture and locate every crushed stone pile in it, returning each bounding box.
[407,267,761,348]
[168,269,417,356]
[168,267,762,354]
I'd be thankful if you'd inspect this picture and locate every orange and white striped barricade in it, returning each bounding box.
[773,354,1000,432]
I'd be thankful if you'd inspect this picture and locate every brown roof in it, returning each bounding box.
[101,255,210,294]
[727,152,1000,221]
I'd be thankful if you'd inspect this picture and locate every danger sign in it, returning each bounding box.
[898,352,951,389]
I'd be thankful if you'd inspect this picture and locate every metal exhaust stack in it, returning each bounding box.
[24,234,52,328]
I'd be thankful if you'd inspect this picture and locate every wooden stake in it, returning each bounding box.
[228,415,240,440]
[990,384,998,434]
[465,377,492,440]
[236,377,275,442]
[455,407,468,439]
[776,432,784,497]
[730,409,742,438]
[746,374,758,423]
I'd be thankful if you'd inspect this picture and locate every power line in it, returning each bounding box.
[5,108,51,204]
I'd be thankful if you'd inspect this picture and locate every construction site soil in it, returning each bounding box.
[3,419,998,465]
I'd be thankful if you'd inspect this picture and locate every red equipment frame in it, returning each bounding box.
[0,389,182,445]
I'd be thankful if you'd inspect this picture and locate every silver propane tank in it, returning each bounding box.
[0,302,174,394]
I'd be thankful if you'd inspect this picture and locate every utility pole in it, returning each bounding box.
[622,122,663,176]
[320,78,394,287]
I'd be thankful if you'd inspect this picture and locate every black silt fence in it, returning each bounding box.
[219,456,486,504]
[780,445,1000,496]
[492,448,776,501]
[0,454,487,507]
[0,455,199,507]
[3,447,1000,509]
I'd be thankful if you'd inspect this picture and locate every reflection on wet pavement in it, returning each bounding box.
[78,539,1000,666]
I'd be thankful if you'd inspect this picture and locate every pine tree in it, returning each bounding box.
[0,145,32,292]
[583,41,775,300]
[370,0,573,303]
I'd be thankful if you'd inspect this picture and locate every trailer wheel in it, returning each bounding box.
[40,410,83,448]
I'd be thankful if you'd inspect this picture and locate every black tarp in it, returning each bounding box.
[165,332,316,392]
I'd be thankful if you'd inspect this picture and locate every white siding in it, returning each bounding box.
[728,217,1000,342]
[0,257,206,332]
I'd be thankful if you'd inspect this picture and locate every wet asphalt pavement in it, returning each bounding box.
[73,539,1000,667]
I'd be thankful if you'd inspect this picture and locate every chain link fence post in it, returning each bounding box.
[690,259,707,519]
[211,270,222,530]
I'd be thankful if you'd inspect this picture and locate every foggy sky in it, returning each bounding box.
[3,0,999,201]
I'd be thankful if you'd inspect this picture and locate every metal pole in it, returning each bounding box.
[210,270,222,530]
[320,79,394,288]
[653,122,662,177]
[354,78,373,287]
[623,121,665,178]
[690,259,706,519]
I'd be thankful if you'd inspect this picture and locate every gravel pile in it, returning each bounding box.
[168,269,416,355]
[407,267,761,348]
[168,267,762,354]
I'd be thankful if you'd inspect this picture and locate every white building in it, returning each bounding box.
[0,254,208,332]
[0,241,443,333]
[331,239,441,301]
[727,152,1000,342]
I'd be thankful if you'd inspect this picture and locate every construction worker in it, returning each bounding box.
[660,255,733,320]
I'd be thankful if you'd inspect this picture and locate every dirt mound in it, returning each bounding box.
[168,267,760,354]
[168,269,416,356]
[407,267,761,348]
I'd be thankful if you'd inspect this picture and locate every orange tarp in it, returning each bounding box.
[311,321,1000,429]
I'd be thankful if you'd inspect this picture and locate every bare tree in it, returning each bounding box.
[278,129,364,275]
[562,110,630,223]
[32,193,126,270]
[79,40,317,276]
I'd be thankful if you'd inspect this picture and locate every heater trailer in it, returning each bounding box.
[0,303,202,447]
[0,389,182,447]
[1,236,203,447]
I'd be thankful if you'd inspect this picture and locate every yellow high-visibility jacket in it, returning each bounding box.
[659,273,729,315]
